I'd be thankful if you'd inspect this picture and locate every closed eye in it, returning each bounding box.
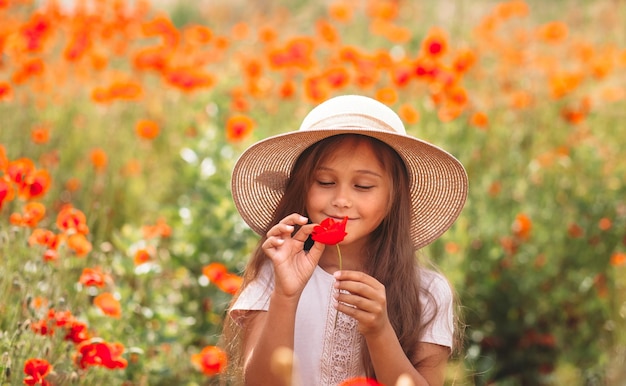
[316,180,335,186]
[355,185,374,190]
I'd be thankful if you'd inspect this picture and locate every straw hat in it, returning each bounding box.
[231,95,468,249]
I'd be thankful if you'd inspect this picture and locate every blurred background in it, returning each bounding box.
[1,0,625,385]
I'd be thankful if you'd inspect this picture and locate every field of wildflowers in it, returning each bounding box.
[1,0,625,385]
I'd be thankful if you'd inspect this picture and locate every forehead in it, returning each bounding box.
[318,137,387,171]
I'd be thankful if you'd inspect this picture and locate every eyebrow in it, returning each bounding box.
[316,166,384,178]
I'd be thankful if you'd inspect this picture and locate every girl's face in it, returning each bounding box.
[306,138,391,248]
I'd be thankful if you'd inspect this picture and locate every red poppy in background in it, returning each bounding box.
[67,233,93,257]
[93,292,121,318]
[202,263,243,295]
[56,205,89,235]
[225,114,255,142]
[23,358,52,386]
[75,340,127,369]
[79,267,110,287]
[135,119,160,140]
[191,345,228,376]
[311,216,348,245]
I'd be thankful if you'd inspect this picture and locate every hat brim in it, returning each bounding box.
[231,125,468,250]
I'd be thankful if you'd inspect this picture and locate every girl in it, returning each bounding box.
[223,95,468,386]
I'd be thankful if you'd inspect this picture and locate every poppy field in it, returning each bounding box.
[1,0,625,385]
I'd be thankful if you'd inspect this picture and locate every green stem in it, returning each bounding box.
[336,244,342,271]
[334,244,342,330]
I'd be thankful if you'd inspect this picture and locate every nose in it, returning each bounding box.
[331,185,352,208]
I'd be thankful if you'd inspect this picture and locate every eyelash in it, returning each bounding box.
[316,181,373,190]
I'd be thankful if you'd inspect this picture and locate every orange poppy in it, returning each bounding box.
[421,27,448,59]
[107,80,143,101]
[132,46,171,72]
[56,205,89,235]
[215,274,243,295]
[610,252,626,267]
[141,15,179,47]
[512,213,532,240]
[536,21,568,43]
[398,103,420,124]
[328,1,353,23]
[133,247,153,266]
[94,292,122,318]
[316,19,339,44]
[12,201,46,227]
[323,66,350,89]
[367,0,398,21]
[64,32,91,62]
[469,111,489,129]
[163,67,215,92]
[452,47,477,74]
[598,217,612,231]
[142,218,172,239]
[279,78,297,99]
[67,233,92,257]
[225,114,255,142]
[374,87,397,105]
[89,148,108,171]
[184,24,213,45]
[30,124,50,144]
[12,57,45,84]
[191,345,228,376]
[135,119,160,140]
[79,267,110,287]
[28,228,57,248]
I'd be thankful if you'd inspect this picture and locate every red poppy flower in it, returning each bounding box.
[23,358,52,386]
[75,340,127,369]
[311,217,348,245]
[340,377,383,386]
[65,320,91,344]
[93,292,121,318]
[191,345,228,376]
[79,267,110,287]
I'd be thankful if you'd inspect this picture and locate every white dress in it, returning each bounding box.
[230,263,454,386]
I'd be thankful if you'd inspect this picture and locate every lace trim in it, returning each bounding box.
[319,287,363,385]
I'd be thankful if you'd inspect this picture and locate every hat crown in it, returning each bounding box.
[299,95,406,135]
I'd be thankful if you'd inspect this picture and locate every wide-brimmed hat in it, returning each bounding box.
[231,95,468,249]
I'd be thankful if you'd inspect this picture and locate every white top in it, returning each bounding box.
[230,263,454,386]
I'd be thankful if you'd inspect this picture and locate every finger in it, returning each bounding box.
[335,291,381,314]
[290,223,316,243]
[266,223,295,238]
[278,213,309,226]
[262,236,285,250]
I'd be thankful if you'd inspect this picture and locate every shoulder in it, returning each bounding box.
[419,268,453,300]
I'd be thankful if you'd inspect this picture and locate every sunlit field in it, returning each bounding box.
[1,0,625,385]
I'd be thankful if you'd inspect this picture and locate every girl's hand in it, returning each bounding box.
[333,270,390,337]
[262,213,325,298]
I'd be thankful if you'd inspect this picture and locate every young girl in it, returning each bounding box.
[223,95,468,386]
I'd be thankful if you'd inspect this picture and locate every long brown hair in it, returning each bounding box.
[222,134,443,381]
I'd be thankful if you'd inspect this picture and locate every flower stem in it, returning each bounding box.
[334,244,342,330]
[336,244,342,271]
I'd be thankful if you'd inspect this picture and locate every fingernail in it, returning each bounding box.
[285,225,294,231]
[300,216,308,222]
